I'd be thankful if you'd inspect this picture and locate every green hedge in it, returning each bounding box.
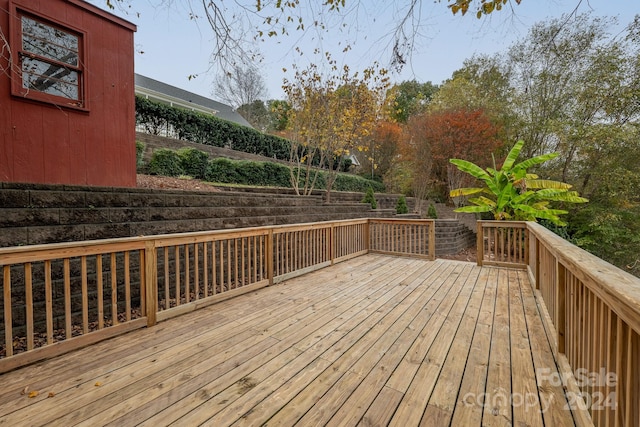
[146,146,384,192]
[178,148,209,179]
[148,149,184,177]
[206,157,383,192]
[135,141,145,172]
[136,96,291,161]
[334,174,384,192]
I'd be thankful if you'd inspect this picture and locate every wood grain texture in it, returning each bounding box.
[0,255,580,426]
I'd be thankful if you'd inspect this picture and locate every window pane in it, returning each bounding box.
[22,16,79,66]
[22,57,79,100]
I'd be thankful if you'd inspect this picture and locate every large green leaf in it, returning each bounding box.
[544,208,570,216]
[532,200,550,210]
[535,188,570,198]
[469,195,497,207]
[516,204,568,222]
[500,140,524,172]
[450,187,486,197]
[545,192,589,203]
[512,190,537,205]
[526,179,572,190]
[454,205,492,214]
[450,158,500,194]
[496,182,515,211]
[449,140,587,226]
[513,152,558,172]
[516,204,567,216]
[449,159,491,181]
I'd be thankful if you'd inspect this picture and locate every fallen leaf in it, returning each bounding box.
[28,391,39,398]
[94,382,102,387]
[20,386,28,396]
[48,392,55,398]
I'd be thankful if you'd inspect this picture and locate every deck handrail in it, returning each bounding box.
[527,222,640,335]
[476,220,529,269]
[477,220,640,427]
[0,218,434,372]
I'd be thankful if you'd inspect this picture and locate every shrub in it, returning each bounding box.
[146,146,384,192]
[427,203,438,219]
[396,195,408,214]
[295,168,326,190]
[341,157,353,172]
[334,173,384,192]
[135,141,146,171]
[178,148,209,179]
[362,187,378,209]
[148,149,184,177]
[263,162,291,188]
[205,158,239,183]
[238,161,267,185]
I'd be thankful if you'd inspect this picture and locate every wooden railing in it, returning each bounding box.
[0,241,149,373]
[476,220,528,268]
[369,218,435,260]
[0,218,434,373]
[149,228,272,323]
[477,221,640,427]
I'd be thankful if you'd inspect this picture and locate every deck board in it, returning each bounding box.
[0,254,580,426]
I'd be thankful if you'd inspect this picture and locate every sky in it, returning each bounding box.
[89,1,638,105]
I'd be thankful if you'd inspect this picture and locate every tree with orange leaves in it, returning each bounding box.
[406,108,503,202]
[360,121,403,181]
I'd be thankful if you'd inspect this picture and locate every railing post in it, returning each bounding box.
[329,224,335,265]
[524,226,530,266]
[3,266,13,357]
[144,241,157,327]
[555,260,566,354]
[267,229,274,286]
[535,238,541,290]
[428,220,436,261]
[365,219,371,254]
[476,221,484,266]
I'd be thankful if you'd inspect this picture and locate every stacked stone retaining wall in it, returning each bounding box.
[434,219,477,256]
[0,182,396,247]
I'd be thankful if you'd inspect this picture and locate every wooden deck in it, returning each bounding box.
[0,254,579,426]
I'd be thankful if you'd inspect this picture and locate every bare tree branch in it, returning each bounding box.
[102,0,583,75]
[213,64,268,108]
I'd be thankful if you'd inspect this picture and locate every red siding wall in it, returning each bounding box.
[0,0,137,187]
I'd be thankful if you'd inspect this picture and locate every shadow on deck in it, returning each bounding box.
[0,255,580,426]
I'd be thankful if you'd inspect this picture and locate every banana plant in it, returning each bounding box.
[449,140,588,225]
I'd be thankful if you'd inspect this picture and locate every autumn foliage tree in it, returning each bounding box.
[407,108,503,201]
[360,121,403,181]
[282,56,389,201]
[401,113,434,211]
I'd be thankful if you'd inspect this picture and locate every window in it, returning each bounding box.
[13,10,85,108]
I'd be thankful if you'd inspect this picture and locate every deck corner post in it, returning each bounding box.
[555,260,566,354]
[476,221,484,266]
[365,219,371,254]
[524,224,530,266]
[267,229,274,286]
[428,220,436,261]
[144,241,157,327]
[3,266,13,358]
[535,238,541,290]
